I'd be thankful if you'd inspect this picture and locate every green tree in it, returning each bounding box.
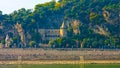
[1,40,5,44]
[29,41,36,47]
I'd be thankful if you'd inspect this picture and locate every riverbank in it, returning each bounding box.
[0,60,120,64]
[0,48,120,60]
[0,48,120,64]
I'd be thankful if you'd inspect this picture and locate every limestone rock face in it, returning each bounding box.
[103,10,119,24]
[15,23,26,46]
[5,34,12,48]
[93,25,109,37]
[72,20,80,35]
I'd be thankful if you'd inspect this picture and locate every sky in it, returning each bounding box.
[0,0,58,14]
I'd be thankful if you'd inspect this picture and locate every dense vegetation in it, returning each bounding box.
[0,0,120,48]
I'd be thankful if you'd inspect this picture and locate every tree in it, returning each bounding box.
[1,40,5,44]
[29,41,36,47]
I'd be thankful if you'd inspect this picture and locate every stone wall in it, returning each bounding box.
[0,48,120,61]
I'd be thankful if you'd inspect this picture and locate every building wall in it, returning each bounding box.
[38,22,67,41]
[39,29,60,41]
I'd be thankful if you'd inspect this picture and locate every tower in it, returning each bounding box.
[60,21,67,37]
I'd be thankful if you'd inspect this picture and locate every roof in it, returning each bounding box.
[60,21,67,29]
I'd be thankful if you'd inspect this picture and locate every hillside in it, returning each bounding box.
[0,0,119,48]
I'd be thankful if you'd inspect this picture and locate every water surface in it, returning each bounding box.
[0,64,119,68]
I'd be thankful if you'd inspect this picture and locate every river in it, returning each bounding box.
[0,64,119,68]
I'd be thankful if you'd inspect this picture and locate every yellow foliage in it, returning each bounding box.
[55,2,61,7]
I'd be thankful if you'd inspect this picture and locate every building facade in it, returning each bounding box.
[39,22,67,41]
